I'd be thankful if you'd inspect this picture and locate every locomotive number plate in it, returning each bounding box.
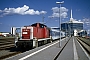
[23,32,27,34]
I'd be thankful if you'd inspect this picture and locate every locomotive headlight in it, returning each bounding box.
[15,37,18,43]
[15,36,19,47]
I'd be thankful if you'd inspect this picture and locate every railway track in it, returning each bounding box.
[0,37,53,60]
[0,38,15,50]
[0,38,25,60]
[0,51,21,60]
[76,37,90,55]
[77,37,90,46]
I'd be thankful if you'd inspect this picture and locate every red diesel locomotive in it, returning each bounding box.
[15,23,51,48]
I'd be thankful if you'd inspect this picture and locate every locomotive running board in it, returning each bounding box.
[38,38,51,41]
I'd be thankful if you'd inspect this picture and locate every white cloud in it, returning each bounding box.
[40,11,47,14]
[0,5,47,17]
[35,11,40,15]
[0,10,2,12]
[82,18,90,24]
[49,7,68,18]
[25,9,36,15]
[82,18,90,29]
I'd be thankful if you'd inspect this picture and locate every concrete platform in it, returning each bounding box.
[56,36,90,60]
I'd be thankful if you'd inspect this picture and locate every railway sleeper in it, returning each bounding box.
[0,42,14,46]
[0,44,14,49]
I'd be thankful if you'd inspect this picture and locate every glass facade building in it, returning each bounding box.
[61,22,83,36]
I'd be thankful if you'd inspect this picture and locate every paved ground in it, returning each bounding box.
[57,36,90,60]
[5,37,90,60]
[57,37,74,60]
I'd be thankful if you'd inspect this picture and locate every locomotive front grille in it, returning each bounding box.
[16,40,33,48]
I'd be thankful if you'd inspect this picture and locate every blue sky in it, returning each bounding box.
[0,0,90,32]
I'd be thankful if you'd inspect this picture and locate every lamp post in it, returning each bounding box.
[65,23,67,41]
[42,14,45,24]
[56,1,64,47]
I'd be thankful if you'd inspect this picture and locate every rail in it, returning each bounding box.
[76,37,90,55]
